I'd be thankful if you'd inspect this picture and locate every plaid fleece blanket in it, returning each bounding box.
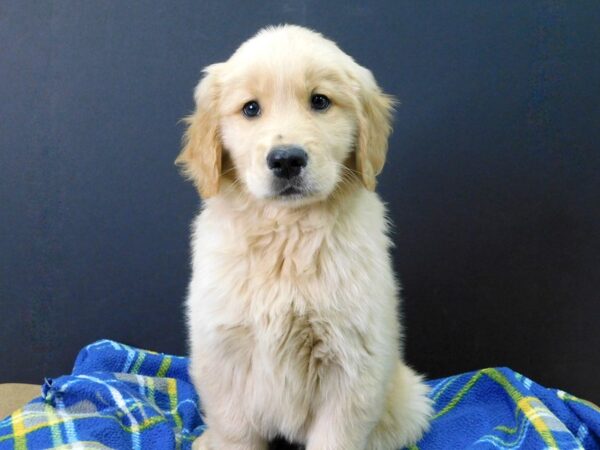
[1,340,598,449]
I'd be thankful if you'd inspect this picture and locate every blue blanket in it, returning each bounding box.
[1,340,598,449]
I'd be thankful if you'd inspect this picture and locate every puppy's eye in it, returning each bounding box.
[310,94,330,111]
[242,101,261,118]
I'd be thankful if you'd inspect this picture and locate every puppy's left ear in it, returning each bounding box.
[175,63,224,198]
[353,66,395,191]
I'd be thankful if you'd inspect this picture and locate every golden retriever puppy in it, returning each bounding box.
[177,25,432,450]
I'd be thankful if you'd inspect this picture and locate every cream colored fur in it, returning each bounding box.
[177,25,432,450]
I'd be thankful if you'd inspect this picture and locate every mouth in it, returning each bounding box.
[269,177,316,202]
[279,186,303,196]
[270,182,313,201]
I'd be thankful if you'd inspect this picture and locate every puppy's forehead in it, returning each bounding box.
[224,26,353,82]
[234,26,345,63]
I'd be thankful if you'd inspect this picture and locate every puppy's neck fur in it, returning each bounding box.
[202,172,363,280]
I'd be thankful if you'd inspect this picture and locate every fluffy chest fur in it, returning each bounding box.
[186,187,399,439]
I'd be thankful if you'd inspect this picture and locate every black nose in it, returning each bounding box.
[266,146,308,179]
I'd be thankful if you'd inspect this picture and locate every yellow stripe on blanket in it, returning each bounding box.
[168,378,183,437]
[517,396,560,449]
[157,356,172,377]
[11,408,26,450]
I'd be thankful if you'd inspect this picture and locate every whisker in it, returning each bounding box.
[221,166,238,177]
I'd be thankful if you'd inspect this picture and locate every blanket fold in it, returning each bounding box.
[1,340,598,449]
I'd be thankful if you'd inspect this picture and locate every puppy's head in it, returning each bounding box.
[176,25,394,203]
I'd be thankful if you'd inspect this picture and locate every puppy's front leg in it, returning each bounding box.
[192,427,268,450]
[307,400,378,450]
[305,367,384,450]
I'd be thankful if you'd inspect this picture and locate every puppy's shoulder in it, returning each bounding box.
[338,188,389,235]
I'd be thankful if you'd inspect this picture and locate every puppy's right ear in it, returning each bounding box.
[353,66,395,191]
[175,64,224,198]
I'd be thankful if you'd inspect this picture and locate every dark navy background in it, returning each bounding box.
[1,0,599,407]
